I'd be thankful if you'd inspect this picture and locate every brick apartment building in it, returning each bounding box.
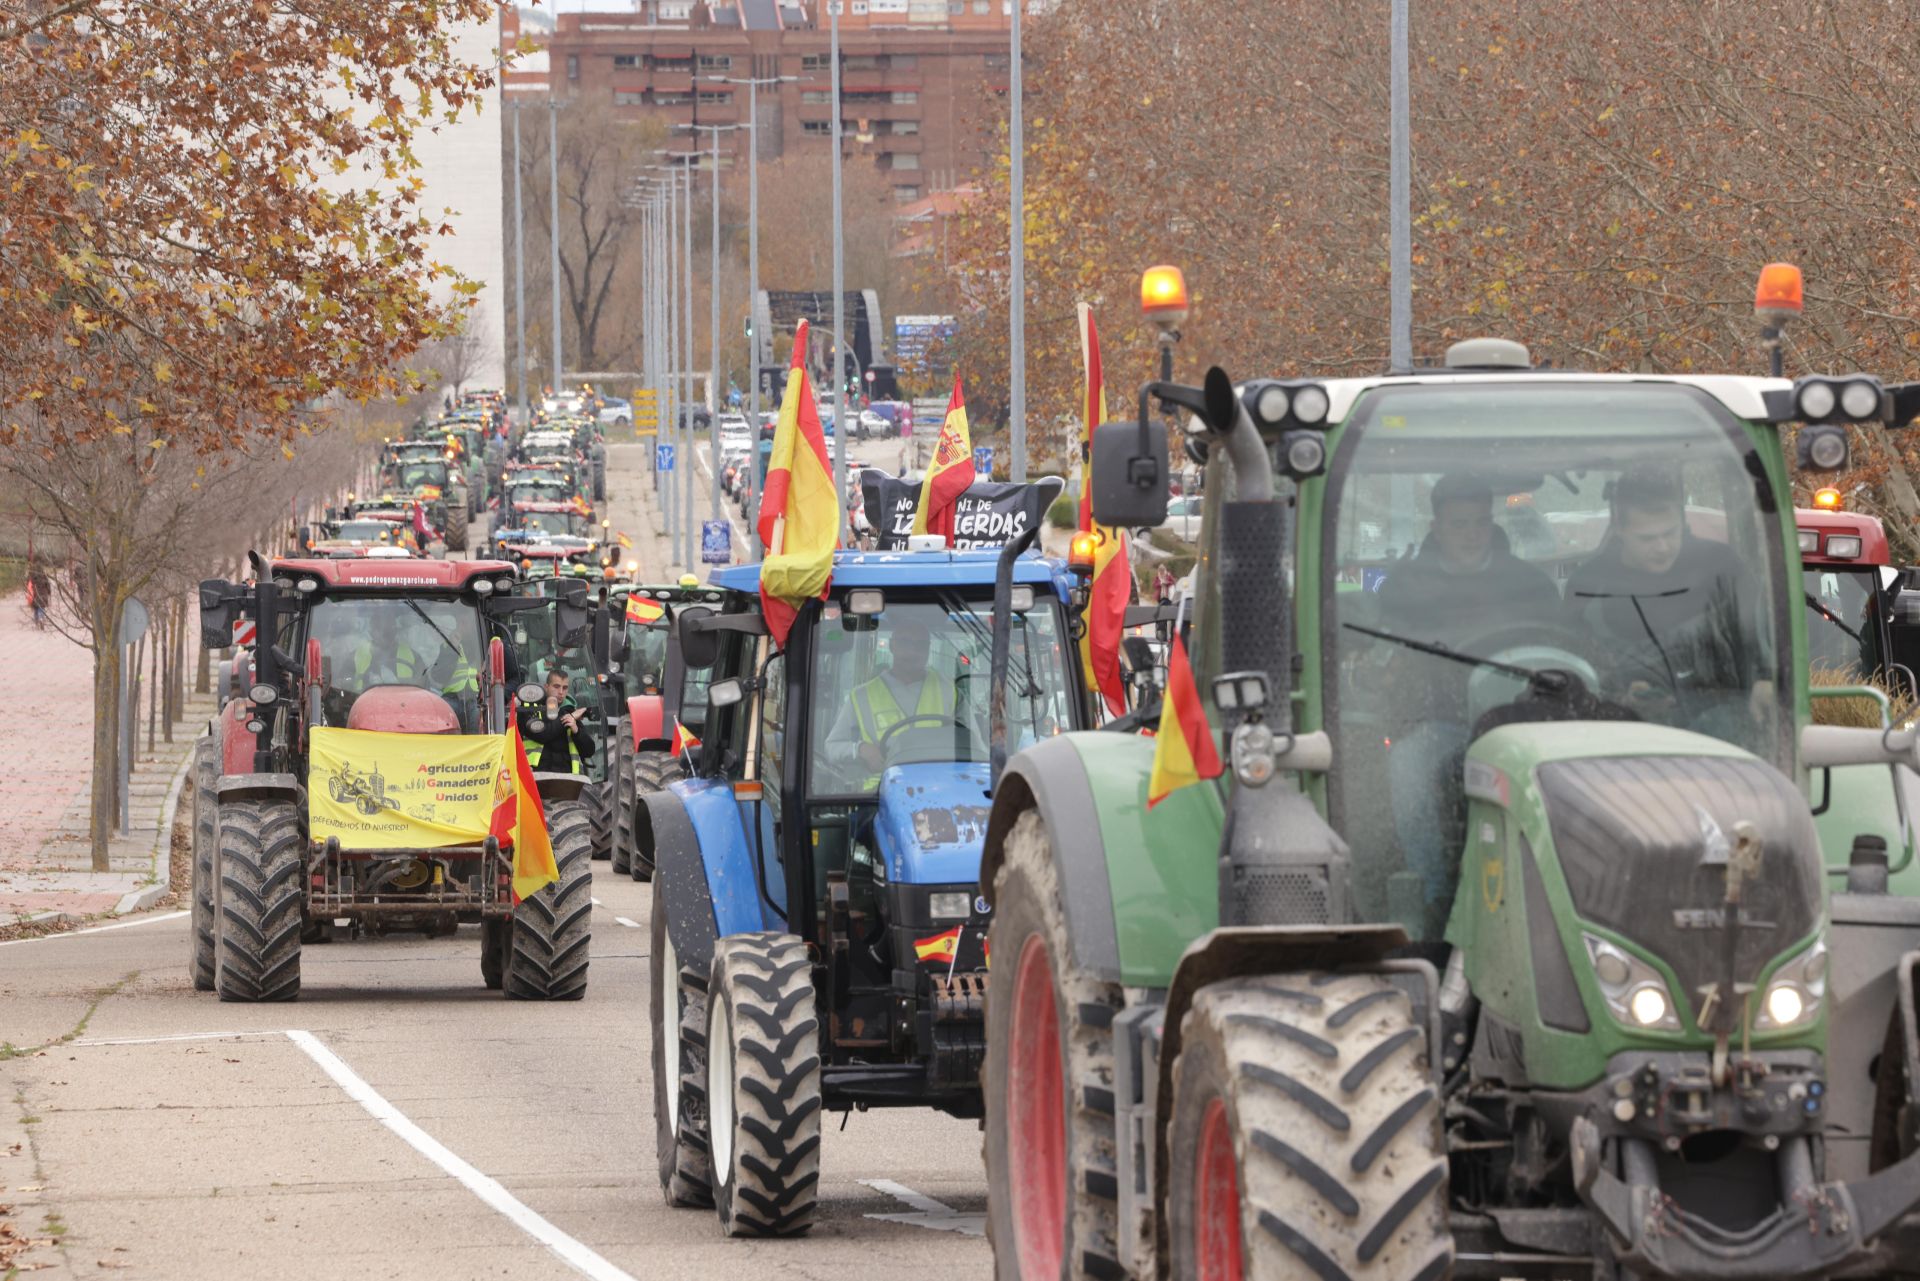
[529,0,1043,202]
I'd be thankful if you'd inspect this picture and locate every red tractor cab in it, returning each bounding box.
[1797,500,1919,694]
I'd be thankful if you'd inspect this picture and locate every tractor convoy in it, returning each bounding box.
[180,268,1920,1280]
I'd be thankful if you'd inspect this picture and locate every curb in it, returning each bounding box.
[112,737,196,916]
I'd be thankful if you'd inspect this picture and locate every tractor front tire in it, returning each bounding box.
[707,932,821,1237]
[628,751,682,882]
[984,809,1124,1280]
[444,495,470,552]
[1167,973,1451,1281]
[586,780,613,861]
[481,918,508,990]
[610,725,635,876]
[215,800,305,1003]
[189,737,218,992]
[651,883,713,1206]
[504,799,593,1000]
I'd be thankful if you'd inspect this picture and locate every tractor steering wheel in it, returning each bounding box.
[875,713,972,761]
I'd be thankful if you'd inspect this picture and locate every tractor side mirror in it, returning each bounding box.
[198,579,239,650]
[707,677,745,710]
[1091,418,1170,528]
[678,605,720,670]
[588,603,612,665]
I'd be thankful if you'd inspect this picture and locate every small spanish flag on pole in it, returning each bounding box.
[616,531,634,549]
[670,718,701,762]
[490,721,558,902]
[625,595,665,625]
[913,375,975,545]
[913,925,963,964]
[1146,636,1224,808]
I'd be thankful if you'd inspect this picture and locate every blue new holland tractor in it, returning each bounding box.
[638,537,1092,1235]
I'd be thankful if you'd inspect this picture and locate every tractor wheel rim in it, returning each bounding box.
[1194,1097,1244,1281]
[707,992,735,1173]
[661,927,681,1132]
[1008,932,1067,1278]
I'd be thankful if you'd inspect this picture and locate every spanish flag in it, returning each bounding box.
[756,318,839,648]
[616,531,634,550]
[1077,304,1130,719]
[670,718,701,758]
[490,721,559,902]
[913,375,975,545]
[625,595,665,626]
[913,925,963,964]
[1146,636,1223,809]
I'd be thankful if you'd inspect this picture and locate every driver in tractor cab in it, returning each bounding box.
[1375,473,1560,922]
[1565,466,1767,740]
[345,609,480,711]
[824,618,955,788]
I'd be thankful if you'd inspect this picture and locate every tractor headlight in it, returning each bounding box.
[1254,384,1290,426]
[1291,384,1330,425]
[1754,942,1826,1031]
[1839,379,1881,420]
[1584,933,1681,1031]
[1282,432,1327,478]
[1824,535,1863,559]
[1797,529,1820,553]
[1798,381,1838,421]
[928,891,971,921]
[1805,427,1849,470]
[473,579,495,595]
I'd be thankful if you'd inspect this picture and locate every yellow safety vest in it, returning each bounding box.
[850,674,954,789]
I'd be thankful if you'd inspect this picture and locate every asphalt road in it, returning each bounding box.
[0,432,989,1279]
[0,870,992,1279]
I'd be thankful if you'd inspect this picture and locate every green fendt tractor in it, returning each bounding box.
[979,285,1920,1278]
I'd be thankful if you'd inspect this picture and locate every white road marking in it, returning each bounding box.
[613,916,641,929]
[860,1178,986,1237]
[591,897,603,907]
[285,1029,638,1281]
[0,909,188,948]
[73,1029,293,1048]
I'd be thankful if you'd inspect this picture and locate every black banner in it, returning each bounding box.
[860,470,1065,552]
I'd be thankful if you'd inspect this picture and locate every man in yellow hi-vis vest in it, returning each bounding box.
[825,619,954,789]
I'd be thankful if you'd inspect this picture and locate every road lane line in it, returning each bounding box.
[860,1178,986,1237]
[0,910,188,948]
[591,897,603,906]
[285,1029,638,1281]
[613,916,641,929]
[74,1029,292,1047]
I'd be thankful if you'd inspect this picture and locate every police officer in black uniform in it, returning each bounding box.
[517,667,595,773]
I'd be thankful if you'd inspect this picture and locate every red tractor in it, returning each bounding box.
[190,553,596,1001]
[1797,492,1920,693]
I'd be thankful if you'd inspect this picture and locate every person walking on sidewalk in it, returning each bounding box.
[26,558,50,629]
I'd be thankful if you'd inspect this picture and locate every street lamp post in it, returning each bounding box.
[830,0,848,506]
[548,98,564,395]
[1389,0,1413,373]
[674,122,742,524]
[511,101,529,425]
[1008,0,1027,482]
[709,72,800,558]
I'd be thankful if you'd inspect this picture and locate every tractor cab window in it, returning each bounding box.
[807,593,1073,797]
[306,596,486,731]
[524,512,576,537]
[1804,567,1882,683]
[397,462,447,489]
[1323,382,1789,938]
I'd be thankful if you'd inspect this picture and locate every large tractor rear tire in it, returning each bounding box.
[1167,973,1451,1281]
[628,751,683,882]
[610,726,635,876]
[651,883,713,1206]
[984,809,1125,1280]
[189,737,218,992]
[707,932,821,1237]
[481,918,508,990]
[215,799,305,1003]
[586,779,613,861]
[504,799,592,1000]
[444,494,469,552]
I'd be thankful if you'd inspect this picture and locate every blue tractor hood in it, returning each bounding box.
[873,761,994,885]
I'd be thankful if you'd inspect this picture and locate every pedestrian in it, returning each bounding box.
[517,668,595,773]
[26,558,50,629]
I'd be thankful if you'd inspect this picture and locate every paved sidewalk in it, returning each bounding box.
[0,592,213,925]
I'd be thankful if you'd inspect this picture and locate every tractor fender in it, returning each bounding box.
[216,772,301,804]
[531,771,587,804]
[1148,924,1417,1271]
[627,693,665,750]
[642,776,778,977]
[979,735,1122,982]
[217,697,260,776]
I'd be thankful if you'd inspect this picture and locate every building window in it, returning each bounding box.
[801,54,832,72]
[950,1,963,14]
[802,89,833,104]
[890,90,918,104]
[976,0,990,12]
[844,55,882,70]
[893,185,921,202]
[802,120,832,135]
[612,54,641,69]
[654,92,691,105]
[891,54,916,69]
[566,54,579,81]
[698,54,732,70]
[891,152,921,170]
[892,119,919,134]
[613,90,646,106]
[698,90,730,103]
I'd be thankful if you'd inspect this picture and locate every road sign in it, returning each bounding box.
[633,413,659,426]
[633,389,658,402]
[635,426,658,437]
[656,443,676,472]
[973,445,994,479]
[121,596,149,646]
[701,521,732,565]
[231,618,256,647]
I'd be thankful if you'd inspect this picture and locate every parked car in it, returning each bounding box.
[1157,494,1204,541]
[598,397,631,430]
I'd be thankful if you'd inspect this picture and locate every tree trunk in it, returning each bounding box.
[146,621,157,754]
[91,605,122,872]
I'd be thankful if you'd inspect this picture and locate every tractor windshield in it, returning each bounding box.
[398,461,448,489]
[306,595,486,731]
[523,511,578,537]
[1322,381,1791,936]
[807,593,1074,795]
[1804,566,1882,682]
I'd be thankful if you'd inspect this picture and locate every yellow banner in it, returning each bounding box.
[309,727,508,851]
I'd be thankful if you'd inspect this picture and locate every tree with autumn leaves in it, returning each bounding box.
[0,0,498,867]
[945,0,1920,545]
